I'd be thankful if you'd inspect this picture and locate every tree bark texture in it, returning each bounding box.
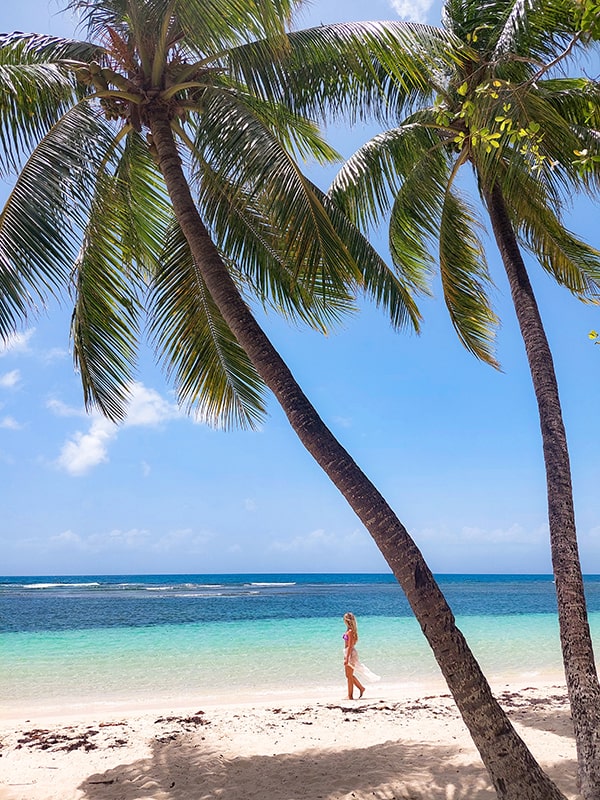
[485,181,600,800]
[147,107,568,800]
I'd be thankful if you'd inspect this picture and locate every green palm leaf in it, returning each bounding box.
[193,160,357,331]
[71,174,143,422]
[0,102,118,338]
[149,221,267,430]
[186,87,365,303]
[438,189,498,364]
[71,131,173,420]
[0,33,95,174]
[502,167,600,297]
[282,21,450,122]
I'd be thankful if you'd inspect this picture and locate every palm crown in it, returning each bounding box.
[0,0,448,427]
[330,0,600,365]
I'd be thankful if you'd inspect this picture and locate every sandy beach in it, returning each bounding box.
[0,680,580,800]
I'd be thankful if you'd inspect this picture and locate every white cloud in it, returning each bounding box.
[462,523,547,545]
[124,382,182,428]
[47,382,180,423]
[0,447,15,465]
[0,369,21,389]
[269,527,367,554]
[48,527,151,552]
[55,416,117,476]
[333,416,352,428]
[42,347,69,364]
[0,329,35,357]
[46,397,86,417]
[417,522,547,546]
[141,460,151,477]
[0,415,22,430]
[53,382,183,476]
[244,498,257,512]
[50,529,84,547]
[0,329,68,363]
[152,527,214,554]
[40,525,214,556]
[389,0,434,22]
[95,528,151,550]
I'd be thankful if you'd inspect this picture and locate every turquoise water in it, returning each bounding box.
[1,574,598,711]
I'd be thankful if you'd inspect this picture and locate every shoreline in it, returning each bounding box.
[0,677,580,800]
[0,667,567,722]
[0,679,450,725]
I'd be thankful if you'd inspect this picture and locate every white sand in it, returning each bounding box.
[0,680,579,800]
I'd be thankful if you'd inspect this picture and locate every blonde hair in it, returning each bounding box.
[344,612,358,641]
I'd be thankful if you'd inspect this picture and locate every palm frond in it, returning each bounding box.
[314,186,422,331]
[438,189,499,364]
[332,118,444,304]
[511,83,586,187]
[191,158,357,332]
[468,77,593,203]
[492,0,577,61]
[71,182,142,423]
[0,33,96,174]
[71,129,178,421]
[444,0,576,61]
[176,0,294,50]
[148,220,268,430]
[186,87,369,304]
[0,102,120,338]
[0,31,101,63]
[113,130,174,274]
[504,171,600,298]
[330,120,442,232]
[228,21,452,124]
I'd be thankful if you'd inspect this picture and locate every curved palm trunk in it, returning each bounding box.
[485,182,600,800]
[148,107,566,800]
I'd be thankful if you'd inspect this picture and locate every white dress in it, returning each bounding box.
[343,633,380,683]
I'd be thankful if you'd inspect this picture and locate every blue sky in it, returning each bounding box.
[0,0,598,577]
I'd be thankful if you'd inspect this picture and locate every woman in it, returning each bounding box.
[342,612,379,700]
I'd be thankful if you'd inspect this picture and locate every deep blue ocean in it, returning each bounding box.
[2,573,599,714]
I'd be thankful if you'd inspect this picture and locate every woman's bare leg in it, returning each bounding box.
[354,677,365,698]
[344,664,355,699]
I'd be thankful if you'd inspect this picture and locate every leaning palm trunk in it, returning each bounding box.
[485,183,600,800]
[148,106,567,800]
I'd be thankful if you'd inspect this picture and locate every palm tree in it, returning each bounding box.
[0,3,569,797]
[330,1,600,796]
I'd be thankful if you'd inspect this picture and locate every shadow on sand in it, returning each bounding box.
[79,722,578,800]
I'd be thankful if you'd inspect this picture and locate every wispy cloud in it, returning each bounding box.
[389,0,435,23]
[0,415,23,430]
[333,415,352,428]
[42,347,69,364]
[417,522,548,546]
[46,397,87,417]
[48,527,152,551]
[44,525,213,555]
[0,370,21,389]
[0,329,35,357]
[1,328,67,364]
[151,527,214,554]
[52,382,183,476]
[268,527,368,554]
